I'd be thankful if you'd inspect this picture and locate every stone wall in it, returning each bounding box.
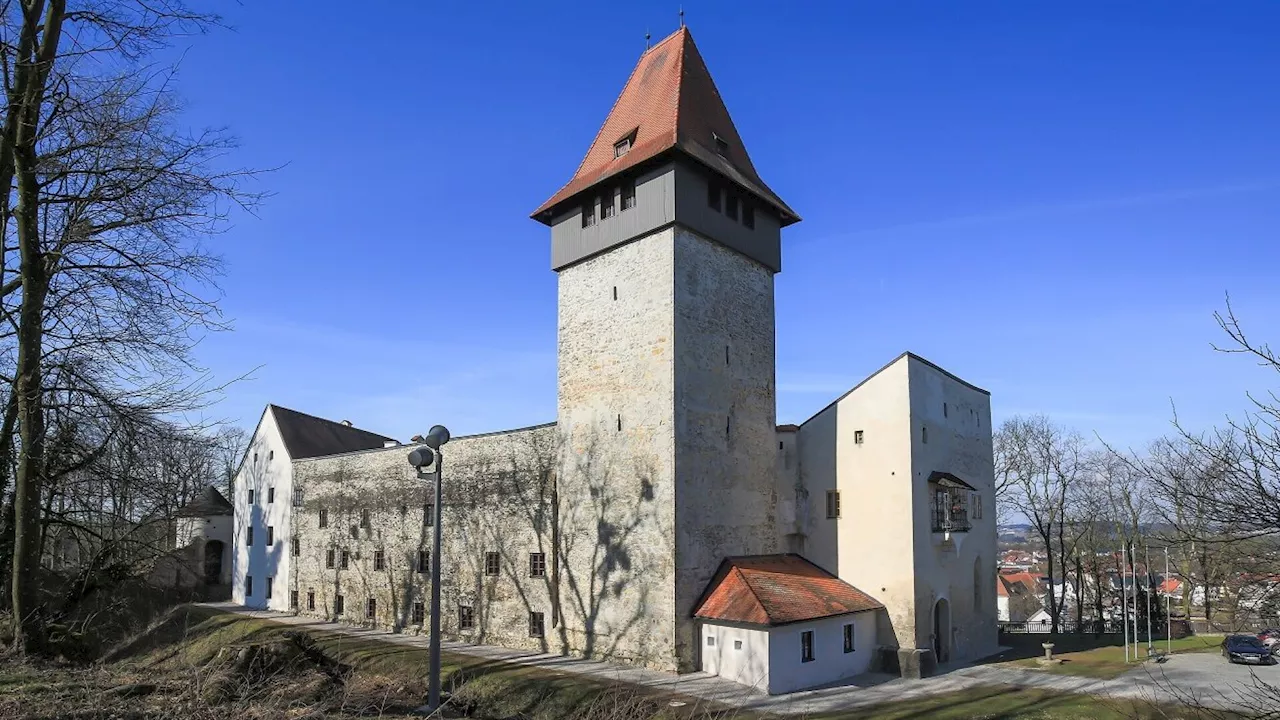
[289,424,560,655]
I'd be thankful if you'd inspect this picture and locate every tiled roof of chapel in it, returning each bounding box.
[693,554,883,627]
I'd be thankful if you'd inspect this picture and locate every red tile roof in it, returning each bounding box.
[693,554,883,627]
[531,28,798,226]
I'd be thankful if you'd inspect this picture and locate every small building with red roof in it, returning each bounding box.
[693,555,884,693]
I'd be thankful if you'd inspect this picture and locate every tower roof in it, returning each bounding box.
[531,28,798,226]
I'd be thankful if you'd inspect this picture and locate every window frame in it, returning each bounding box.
[246,526,253,547]
[374,549,385,571]
[340,549,351,570]
[318,508,328,528]
[459,605,475,630]
[307,591,316,611]
[801,629,815,663]
[600,189,615,219]
[826,490,841,519]
[843,622,855,653]
[413,601,425,625]
[334,594,344,616]
[418,549,430,574]
[485,551,500,577]
[529,552,546,578]
[621,180,636,210]
[266,577,273,599]
[581,199,595,228]
[529,611,545,638]
[366,597,377,620]
[326,548,336,569]
[267,526,275,547]
[245,575,253,596]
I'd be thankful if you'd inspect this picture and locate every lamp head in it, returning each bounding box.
[407,447,435,469]
[425,425,450,450]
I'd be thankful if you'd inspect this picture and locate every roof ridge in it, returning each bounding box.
[670,27,689,150]
[269,404,392,439]
[731,565,770,623]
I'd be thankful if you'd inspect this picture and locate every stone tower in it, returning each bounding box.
[531,28,800,672]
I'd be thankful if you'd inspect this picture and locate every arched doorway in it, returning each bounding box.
[933,598,951,663]
[204,540,224,585]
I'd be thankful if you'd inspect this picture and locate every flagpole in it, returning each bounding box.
[1152,543,1162,655]
[1131,541,1140,659]
[1122,545,1130,663]
[1166,546,1172,656]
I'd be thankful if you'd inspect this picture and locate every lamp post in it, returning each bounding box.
[409,424,450,714]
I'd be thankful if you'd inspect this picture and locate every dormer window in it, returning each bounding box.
[714,133,729,156]
[614,128,637,159]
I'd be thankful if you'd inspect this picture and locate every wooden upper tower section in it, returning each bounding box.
[532,28,799,272]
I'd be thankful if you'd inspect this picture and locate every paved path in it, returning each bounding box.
[199,603,1246,715]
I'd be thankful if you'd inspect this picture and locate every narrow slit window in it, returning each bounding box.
[922,426,928,444]
[826,490,841,519]
[617,415,622,432]
[725,345,730,365]
[307,591,315,611]
[246,526,254,546]
[267,487,275,504]
[366,597,376,620]
[726,416,731,439]
[266,577,273,599]
[843,623,855,653]
[319,508,328,528]
[267,526,275,546]
[801,630,814,662]
[245,576,253,596]
[621,180,636,210]
[612,286,618,301]
[335,595,344,615]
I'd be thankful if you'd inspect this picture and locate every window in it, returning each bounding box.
[854,430,864,445]
[335,595,344,615]
[621,180,636,210]
[485,552,500,576]
[922,426,928,444]
[341,550,351,569]
[943,402,948,418]
[706,635,716,647]
[801,630,814,662]
[843,623,855,653]
[743,201,755,229]
[459,605,475,630]
[734,639,743,650]
[826,490,841,519]
[529,611,545,638]
[413,601,425,625]
[268,487,275,504]
[266,577,273,599]
[616,415,622,432]
[707,181,721,212]
[714,134,729,156]
[973,493,984,520]
[326,548,336,569]
[529,553,546,578]
[246,526,254,546]
[366,598,377,620]
[725,192,739,222]
[418,550,430,574]
[423,504,434,527]
[613,137,631,158]
[350,525,359,540]
[253,452,258,463]
[290,590,299,609]
[267,526,275,546]
[931,485,971,532]
[374,549,385,571]
[293,489,304,507]
[291,536,300,557]
[248,489,255,504]
[319,508,328,528]
[307,591,316,611]
[600,190,615,219]
[268,450,274,461]
[245,576,253,596]
[581,200,595,228]
[360,509,371,528]
[399,505,407,517]
[612,286,618,301]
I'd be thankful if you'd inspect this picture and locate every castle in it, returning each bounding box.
[231,28,997,694]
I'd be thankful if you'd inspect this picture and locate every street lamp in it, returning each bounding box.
[408,424,449,713]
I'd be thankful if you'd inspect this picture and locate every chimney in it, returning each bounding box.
[383,440,399,448]
[340,420,353,427]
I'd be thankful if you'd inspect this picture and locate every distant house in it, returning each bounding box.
[997,574,1043,622]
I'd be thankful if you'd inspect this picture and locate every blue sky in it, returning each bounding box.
[176,1,1279,451]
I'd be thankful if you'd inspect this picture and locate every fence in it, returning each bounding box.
[998,620,1129,634]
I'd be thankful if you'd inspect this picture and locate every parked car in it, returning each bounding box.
[1223,635,1275,665]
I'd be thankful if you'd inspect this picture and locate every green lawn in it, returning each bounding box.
[30,608,1230,719]
[986,633,1226,679]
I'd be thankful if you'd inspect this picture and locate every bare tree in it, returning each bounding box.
[0,1,260,653]
[999,414,1089,634]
